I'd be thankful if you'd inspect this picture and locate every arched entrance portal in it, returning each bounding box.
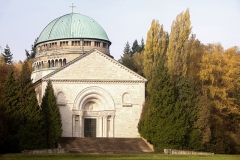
[73,86,115,137]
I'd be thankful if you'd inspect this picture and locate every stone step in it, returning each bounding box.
[59,137,153,154]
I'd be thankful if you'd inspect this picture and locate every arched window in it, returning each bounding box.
[55,59,59,67]
[59,59,63,67]
[51,59,54,67]
[48,60,51,68]
[63,58,66,66]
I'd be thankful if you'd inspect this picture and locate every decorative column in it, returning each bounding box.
[109,115,115,137]
[98,115,103,137]
[79,114,83,137]
[103,115,106,137]
[72,115,76,137]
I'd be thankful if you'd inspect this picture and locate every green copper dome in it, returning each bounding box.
[36,13,110,44]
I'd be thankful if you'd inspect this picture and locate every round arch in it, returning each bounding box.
[74,86,115,111]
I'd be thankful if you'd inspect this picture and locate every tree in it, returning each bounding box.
[143,19,168,92]
[119,42,137,71]
[123,42,131,56]
[143,53,176,151]
[133,52,144,76]
[2,67,20,152]
[139,38,145,52]
[26,37,38,60]
[131,39,140,56]
[173,76,202,150]
[166,9,192,79]
[198,44,240,153]
[2,45,13,65]
[17,61,45,150]
[41,80,62,148]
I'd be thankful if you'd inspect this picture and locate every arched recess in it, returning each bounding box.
[122,92,132,107]
[57,92,66,106]
[74,86,115,111]
[51,59,55,67]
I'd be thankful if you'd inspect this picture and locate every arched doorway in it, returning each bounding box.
[73,86,115,137]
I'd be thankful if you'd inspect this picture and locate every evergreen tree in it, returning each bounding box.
[0,104,8,153]
[25,37,38,60]
[131,39,140,56]
[17,61,45,150]
[173,76,202,150]
[144,53,176,151]
[139,38,145,52]
[123,42,131,56]
[119,42,137,71]
[2,45,13,65]
[41,80,62,148]
[2,67,20,152]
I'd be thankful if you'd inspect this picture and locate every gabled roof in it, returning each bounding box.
[34,49,147,85]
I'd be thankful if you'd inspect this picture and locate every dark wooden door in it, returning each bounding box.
[84,118,96,137]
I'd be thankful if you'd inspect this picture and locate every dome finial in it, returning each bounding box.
[70,3,76,13]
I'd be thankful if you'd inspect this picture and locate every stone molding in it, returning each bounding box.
[73,86,115,111]
[42,79,145,84]
[72,110,115,116]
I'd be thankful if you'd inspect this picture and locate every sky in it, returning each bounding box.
[0,0,240,61]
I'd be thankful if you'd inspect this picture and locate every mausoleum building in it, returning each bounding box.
[32,12,146,138]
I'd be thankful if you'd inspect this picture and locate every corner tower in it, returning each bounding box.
[31,13,111,83]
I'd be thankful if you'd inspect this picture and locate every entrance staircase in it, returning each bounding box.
[58,137,153,154]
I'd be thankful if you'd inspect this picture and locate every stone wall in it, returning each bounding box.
[22,148,68,154]
[164,149,214,155]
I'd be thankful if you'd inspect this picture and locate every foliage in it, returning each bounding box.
[2,67,20,152]
[25,37,38,60]
[166,9,191,79]
[17,61,45,150]
[143,19,168,90]
[119,40,145,73]
[133,52,144,76]
[139,9,240,153]
[41,80,62,148]
[2,44,13,65]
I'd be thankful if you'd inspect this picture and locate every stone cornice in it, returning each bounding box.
[42,79,145,83]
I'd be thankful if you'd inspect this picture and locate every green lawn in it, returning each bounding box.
[0,154,240,160]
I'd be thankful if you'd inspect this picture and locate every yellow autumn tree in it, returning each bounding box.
[133,52,144,76]
[166,8,192,79]
[222,46,240,112]
[143,20,168,91]
[199,43,225,108]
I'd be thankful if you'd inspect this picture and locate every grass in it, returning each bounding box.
[0,154,240,160]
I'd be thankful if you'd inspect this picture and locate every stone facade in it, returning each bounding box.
[33,49,146,138]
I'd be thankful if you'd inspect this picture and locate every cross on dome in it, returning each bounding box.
[70,3,76,13]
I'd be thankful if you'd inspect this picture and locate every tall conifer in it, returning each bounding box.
[2,67,19,152]
[17,61,45,150]
[41,80,62,148]
[2,45,13,65]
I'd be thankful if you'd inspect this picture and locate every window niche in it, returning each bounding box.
[122,92,132,107]
[57,92,66,106]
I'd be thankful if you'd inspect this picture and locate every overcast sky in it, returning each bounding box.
[0,0,240,61]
